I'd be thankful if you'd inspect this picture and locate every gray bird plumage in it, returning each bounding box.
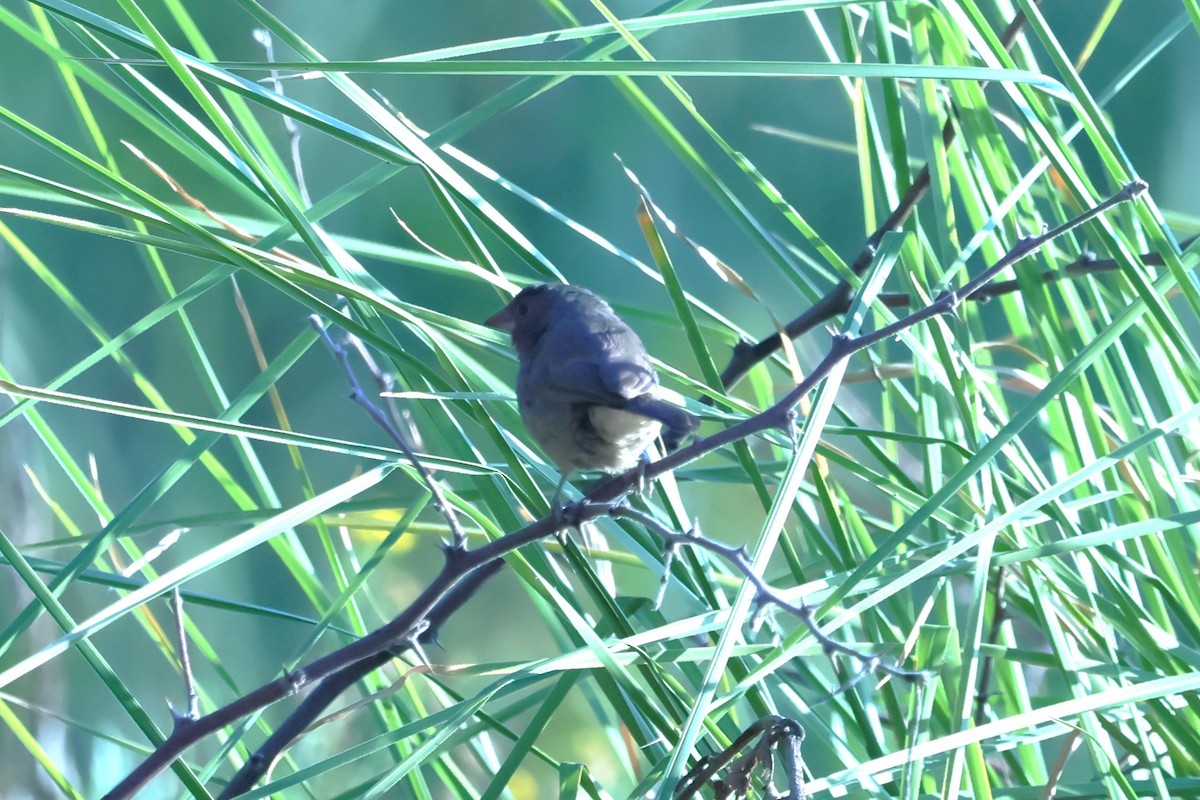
[486,284,698,475]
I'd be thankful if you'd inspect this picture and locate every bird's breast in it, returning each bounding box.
[521,398,660,473]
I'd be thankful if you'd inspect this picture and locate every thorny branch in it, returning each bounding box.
[875,236,1194,311]
[674,716,807,800]
[975,566,1010,726]
[101,180,1147,799]
[609,505,921,681]
[717,2,1040,393]
[214,558,503,798]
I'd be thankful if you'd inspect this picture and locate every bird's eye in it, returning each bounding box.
[517,303,529,316]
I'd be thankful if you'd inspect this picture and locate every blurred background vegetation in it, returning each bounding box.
[1,1,1199,798]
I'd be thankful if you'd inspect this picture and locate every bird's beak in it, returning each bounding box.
[484,301,516,332]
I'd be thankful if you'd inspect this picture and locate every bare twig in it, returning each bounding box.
[213,556,501,798]
[311,316,466,548]
[717,4,1040,393]
[609,504,924,681]
[974,566,1009,725]
[253,28,311,206]
[169,588,199,723]
[874,236,1193,309]
[342,331,425,451]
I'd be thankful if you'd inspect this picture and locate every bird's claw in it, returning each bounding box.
[552,502,571,544]
[559,499,602,532]
[633,452,652,497]
[786,408,803,447]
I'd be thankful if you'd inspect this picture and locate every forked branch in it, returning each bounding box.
[101,181,1147,800]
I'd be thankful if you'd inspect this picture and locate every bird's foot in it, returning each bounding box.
[552,502,572,546]
[632,452,652,497]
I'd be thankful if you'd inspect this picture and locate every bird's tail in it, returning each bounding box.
[625,396,699,452]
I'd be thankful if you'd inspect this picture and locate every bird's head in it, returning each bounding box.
[485,283,602,356]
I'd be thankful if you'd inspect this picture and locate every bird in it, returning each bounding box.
[485,283,698,504]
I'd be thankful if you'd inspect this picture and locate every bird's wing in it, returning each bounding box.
[623,394,699,434]
[540,356,656,405]
[527,323,655,403]
[539,361,698,445]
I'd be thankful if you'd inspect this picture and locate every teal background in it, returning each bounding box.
[0,1,1197,797]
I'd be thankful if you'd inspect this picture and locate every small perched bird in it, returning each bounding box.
[486,283,698,497]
